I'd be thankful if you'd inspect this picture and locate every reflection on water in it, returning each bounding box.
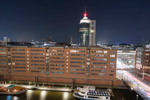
[63,92,70,100]
[6,95,19,100]
[1,89,144,100]
[40,91,47,100]
[7,95,12,100]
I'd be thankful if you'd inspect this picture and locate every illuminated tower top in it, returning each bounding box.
[80,7,90,24]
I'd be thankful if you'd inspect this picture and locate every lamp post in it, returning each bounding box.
[136,94,139,100]
[142,68,145,80]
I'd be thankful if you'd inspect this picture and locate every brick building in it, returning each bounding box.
[136,45,150,81]
[0,46,120,86]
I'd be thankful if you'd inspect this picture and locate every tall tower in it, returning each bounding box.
[79,9,96,46]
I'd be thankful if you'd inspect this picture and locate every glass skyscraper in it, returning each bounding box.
[79,12,96,46]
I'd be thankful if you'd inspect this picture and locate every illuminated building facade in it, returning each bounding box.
[0,46,120,86]
[117,50,136,69]
[136,45,150,81]
[79,12,96,46]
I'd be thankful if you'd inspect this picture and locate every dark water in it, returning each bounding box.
[0,89,144,100]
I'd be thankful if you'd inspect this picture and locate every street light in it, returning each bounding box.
[136,94,139,100]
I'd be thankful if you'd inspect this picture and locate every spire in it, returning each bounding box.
[70,36,73,44]
[84,5,87,17]
[49,34,52,42]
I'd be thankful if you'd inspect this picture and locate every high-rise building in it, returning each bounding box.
[79,11,96,46]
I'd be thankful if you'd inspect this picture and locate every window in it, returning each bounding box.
[70,72,84,74]
[51,71,64,74]
[0,48,6,51]
[0,52,6,54]
[70,69,85,71]
[91,73,106,76]
[110,66,114,68]
[92,58,107,61]
[70,61,85,64]
[31,60,44,62]
[92,62,107,65]
[92,66,106,68]
[50,64,64,67]
[71,54,85,56]
[50,61,64,63]
[50,68,64,70]
[110,55,115,57]
[31,53,43,55]
[110,62,114,65]
[109,74,114,76]
[70,65,83,67]
[70,50,85,53]
[12,53,25,55]
[12,49,25,51]
[31,49,44,52]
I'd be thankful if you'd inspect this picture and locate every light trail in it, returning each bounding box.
[123,71,150,91]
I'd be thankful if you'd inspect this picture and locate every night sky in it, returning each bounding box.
[0,0,150,44]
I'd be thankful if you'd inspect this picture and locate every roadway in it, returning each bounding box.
[117,70,150,100]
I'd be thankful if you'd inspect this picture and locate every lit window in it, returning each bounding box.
[104,51,107,54]
[110,55,115,57]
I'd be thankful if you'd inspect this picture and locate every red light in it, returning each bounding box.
[84,13,87,17]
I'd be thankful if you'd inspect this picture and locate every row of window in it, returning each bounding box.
[50,53,64,56]
[50,61,64,63]
[0,55,7,58]
[50,64,64,67]
[0,48,6,51]
[12,66,26,68]
[31,67,45,69]
[91,66,106,68]
[31,64,45,66]
[0,59,7,61]
[70,69,85,71]
[70,61,85,64]
[12,53,25,55]
[12,49,25,51]
[70,58,85,60]
[50,50,65,52]
[31,53,44,55]
[15,63,26,65]
[31,56,45,59]
[92,58,107,61]
[92,50,107,54]
[91,70,106,72]
[0,66,7,68]
[12,59,25,62]
[70,65,84,67]
[70,50,85,53]
[91,54,107,57]
[12,56,25,58]
[70,54,85,56]
[31,60,44,62]
[30,49,44,52]
[50,68,64,70]
[50,57,64,59]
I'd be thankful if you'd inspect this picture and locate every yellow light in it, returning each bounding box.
[63,92,69,100]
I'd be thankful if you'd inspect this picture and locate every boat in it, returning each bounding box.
[0,85,27,95]
[73,86,110,100]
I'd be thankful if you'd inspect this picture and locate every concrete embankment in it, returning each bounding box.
[0,84,73,92]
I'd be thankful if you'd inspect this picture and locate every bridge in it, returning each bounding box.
[117,70,150,100]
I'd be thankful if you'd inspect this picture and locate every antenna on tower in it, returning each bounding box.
[85,5,86,14]
[70,36,73,44]
[84,0,87,17]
